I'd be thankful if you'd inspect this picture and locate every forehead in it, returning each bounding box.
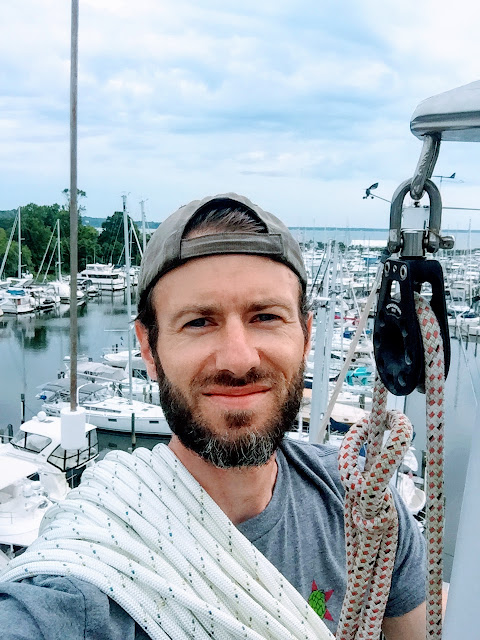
[151,254,301,313]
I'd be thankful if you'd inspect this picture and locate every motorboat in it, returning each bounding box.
[102,348,146,371]
[0,288,36,314]
[70,360,159,404]
[77,277,100,297]
[39,380,170,435]
[0,413,98,549]
[52,281,86,305]
[79,263,126,291]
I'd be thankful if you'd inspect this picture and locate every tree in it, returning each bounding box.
[22,204,52,273]
[98,211,142,265]
[78,224,100,270]
[0,194,105,277]
[0,228,18,277]
[62,188,87,216]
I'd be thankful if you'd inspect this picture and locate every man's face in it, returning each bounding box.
[136,254,312,468]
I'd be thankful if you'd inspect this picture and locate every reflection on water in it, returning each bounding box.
[0,292,133,428]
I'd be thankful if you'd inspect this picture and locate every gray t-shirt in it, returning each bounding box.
[0,439,425,638]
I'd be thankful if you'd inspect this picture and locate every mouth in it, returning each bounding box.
[202,385,271,409]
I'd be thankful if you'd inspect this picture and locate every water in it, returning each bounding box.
[290,227,480,251]
[0,292,168,451]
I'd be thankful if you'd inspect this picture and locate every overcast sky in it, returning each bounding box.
[1,0,480,229]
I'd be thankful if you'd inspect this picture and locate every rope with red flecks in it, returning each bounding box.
[336,293,445,640]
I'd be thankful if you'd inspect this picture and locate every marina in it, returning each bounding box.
[1,242,479,586]
[2,0,480,635]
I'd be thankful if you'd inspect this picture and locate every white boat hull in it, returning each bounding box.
[44,398,171,436]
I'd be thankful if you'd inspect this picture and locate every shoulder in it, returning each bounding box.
[279,437,344,497]
[279,435,340,467]
[0,575,145,640]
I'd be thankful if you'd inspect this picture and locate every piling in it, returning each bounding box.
[131,412,136,450]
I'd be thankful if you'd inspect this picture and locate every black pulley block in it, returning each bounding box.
[373,258,450,396]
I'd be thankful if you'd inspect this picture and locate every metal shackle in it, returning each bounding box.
[387,178,442,255]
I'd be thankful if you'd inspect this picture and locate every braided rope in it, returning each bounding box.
[0,445,334,640]
[416,294,445,639]
[336,293,444,640]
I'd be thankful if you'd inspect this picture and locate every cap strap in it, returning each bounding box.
[180,233,284,260]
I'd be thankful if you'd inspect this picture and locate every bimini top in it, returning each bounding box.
[411,79,480,142]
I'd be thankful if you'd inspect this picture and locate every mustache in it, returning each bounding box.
[193,368,276,389]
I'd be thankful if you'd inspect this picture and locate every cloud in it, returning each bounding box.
[0,0,480,229]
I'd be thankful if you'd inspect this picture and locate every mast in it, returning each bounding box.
[0,210,18,281]
[140,198,147,253]
[17,206,21,278]
[61,0,86,451]
[57,219,62,281]
[468,218,472,306]
[122,194,134,404]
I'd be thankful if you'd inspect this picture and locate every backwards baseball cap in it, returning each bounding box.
[138,192,307,299]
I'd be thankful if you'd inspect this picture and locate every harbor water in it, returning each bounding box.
[0,278,479,582]
[289,227,480,251]
[0,291,168,451]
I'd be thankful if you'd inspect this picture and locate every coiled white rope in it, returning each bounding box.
[1,445,334,640]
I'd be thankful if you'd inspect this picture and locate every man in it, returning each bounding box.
[0,193,426,639]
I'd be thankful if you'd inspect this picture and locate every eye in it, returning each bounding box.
[253,313,281,323]
[184,317,211,328]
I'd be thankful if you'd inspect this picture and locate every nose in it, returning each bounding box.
[214,318,261,376]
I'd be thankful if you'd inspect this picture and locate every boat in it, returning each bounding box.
[0,412,98,550]
[69,360,159,404]
[77,277,100,297]
[0,288,36,314]
[79,263,126,291]
[39,380,170,435]
[102,347,146,371]
[52,281,86,305]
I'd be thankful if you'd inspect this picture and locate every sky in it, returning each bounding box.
[1,0,480,229]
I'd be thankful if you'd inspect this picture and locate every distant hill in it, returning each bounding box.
[0,209,17,230]
[0,209,16,219]
[82,216,160,231]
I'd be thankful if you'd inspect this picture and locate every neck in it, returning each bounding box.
[168,435,279,525]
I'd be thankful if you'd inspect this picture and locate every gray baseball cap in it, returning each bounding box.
[138,192,307,299]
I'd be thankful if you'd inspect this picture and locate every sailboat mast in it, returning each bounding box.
[57,219,62,281]
[122,194,134,404]
[140,199,147,253]
[17,206,21,279]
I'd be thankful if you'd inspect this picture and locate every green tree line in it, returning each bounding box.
[0,193,143,279]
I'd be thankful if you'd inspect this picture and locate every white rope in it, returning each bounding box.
[0,445,334,640]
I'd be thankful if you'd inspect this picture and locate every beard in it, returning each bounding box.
[153,353,305,469]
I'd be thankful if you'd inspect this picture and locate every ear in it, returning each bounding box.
[304,311,314,359]
[135,320,158,381]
